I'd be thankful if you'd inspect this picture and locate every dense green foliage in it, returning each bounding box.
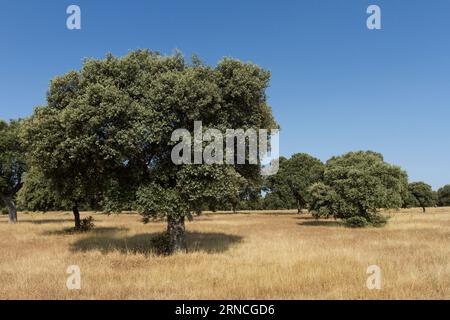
[402,190,420,208]
[262,192,294,210]
[0,120,26,223]
[132,52,276,252]
[343,216,369,228]
[437,185,450,207]
[343,214,388,228]
[265,154,324,213]
[308,151,407,226]
[16,167,69,212]
[22,50,277,251]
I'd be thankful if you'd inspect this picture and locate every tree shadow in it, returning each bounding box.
[0,217,74,224]
[297,220,343,227]
[70,231,243,256]
[292,215,317,220]
[17,218,75,225]
[42,227,127,236]
[187,232,243,253]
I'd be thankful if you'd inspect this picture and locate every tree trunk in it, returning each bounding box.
[232,202,237,214]
[167,215,187,254]
[1,194,18,224]
[73,202,81,230]
[297,199,302,214]
[422,206,426,213]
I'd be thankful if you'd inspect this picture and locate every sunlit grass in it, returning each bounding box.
[0,207,448,299]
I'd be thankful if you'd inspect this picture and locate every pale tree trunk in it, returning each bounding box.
[73,202,81,230]
[1,194,18,224]
[167,215,187,254]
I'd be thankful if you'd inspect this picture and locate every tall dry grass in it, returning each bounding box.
[0,207,448,299]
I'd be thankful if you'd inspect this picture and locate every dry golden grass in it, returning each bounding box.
[0,207,449,300]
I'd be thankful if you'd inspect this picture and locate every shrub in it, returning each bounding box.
[79,216,95,232]
[343,216,369,228]
[368,214,389,228]
[151,232,171,255]
[1,207,7,215]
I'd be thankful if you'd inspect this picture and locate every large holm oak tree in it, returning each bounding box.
[23,50,277,250]
[0,120,26,223]
[132,52,277,253]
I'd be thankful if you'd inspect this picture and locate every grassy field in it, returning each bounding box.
[0,207,449,299]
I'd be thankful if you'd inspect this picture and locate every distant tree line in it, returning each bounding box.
[226,152,446,225]
[177,151,449,221]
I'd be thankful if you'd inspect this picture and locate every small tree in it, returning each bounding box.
[437,185,450,207]
[21,62,136,229]
[266,153,324,213]
[308,151,406,226]
[408,182,437,212]
[0,120,26,223]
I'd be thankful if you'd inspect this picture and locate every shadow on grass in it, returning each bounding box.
[16,218,75,225]
[70,231,243,256]
[0,217,76,224]
[297,220,343,227]
[292,215,316,220]
[42,227,128,236]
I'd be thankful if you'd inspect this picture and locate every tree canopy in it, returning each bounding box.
[308,151,407,224]
[265,153,324,213]
[437,185,450,207]
[22,50,277,251]
[408,182,437,212]
[16,166,69,212]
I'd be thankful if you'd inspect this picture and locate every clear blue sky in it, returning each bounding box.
[1,0,449,189]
